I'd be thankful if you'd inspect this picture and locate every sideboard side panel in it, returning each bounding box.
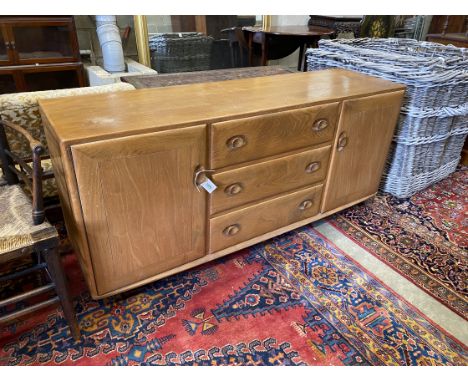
[42,113,99,296]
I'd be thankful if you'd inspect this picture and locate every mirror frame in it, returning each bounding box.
[134,15,272,68]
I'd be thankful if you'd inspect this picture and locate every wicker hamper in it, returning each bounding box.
[149,33,214,73]
[306,38,468,198]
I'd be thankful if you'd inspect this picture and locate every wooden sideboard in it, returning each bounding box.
[39,70,405,299]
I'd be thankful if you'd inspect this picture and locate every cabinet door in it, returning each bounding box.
[9,18,78,65]
[72,125,207,296]
[321,91,404,212]
[0,25,15,65]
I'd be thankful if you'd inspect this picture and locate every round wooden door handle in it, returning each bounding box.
[312,118,328,132]
[305,161,321,173]
[223,224,240,236]
[337,132,348,151]
[226,135,247,150]
[224,182,243,196]
[299,199,314,210]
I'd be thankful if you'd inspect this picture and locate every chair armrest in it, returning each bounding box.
[0,120,46,224]
[0,120,43,153]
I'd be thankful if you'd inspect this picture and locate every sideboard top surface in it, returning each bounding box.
[40,69,405,145]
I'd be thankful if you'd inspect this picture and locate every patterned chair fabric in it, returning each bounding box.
[0,82,135,198]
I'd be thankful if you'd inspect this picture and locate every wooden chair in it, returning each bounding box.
[221,27,250,67]
[0,120,80,340]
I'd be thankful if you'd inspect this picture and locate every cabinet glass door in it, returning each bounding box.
[0,26,14,65]
[11,22,75,64]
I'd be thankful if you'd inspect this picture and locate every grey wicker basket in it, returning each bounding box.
[149,32,214,73]
[306,38,468,198]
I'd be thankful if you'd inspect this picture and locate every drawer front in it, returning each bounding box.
[209,184,323,253]
[210,146,331,215]
[210,103,339,169]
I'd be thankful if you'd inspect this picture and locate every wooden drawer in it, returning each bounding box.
[209,184,323,253]
[210,102,339,169]
[210,146,331,215]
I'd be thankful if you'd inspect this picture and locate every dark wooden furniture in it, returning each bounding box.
[0,16,85,94]
[41,70,404,298]
[0,120,80,340]
[428,16,467,35]
[308,16,362,38]
[426,33,468,48]
[221,27,250,67]
[242,25,334,71]
[122,66,293,89]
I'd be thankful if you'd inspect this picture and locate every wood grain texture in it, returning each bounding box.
[210,145,331,215]
[42,116,97,295]
[209,184,323,253]
[71,125,206,295]
[321,91,405,212]
[210,103,338,168]
[41,70,406,299]
[38,69,405,146]
[89,192,376,299]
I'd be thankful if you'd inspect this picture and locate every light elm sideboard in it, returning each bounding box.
[40,69,405,299]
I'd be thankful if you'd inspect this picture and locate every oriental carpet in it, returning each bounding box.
[330,166,467,319]
[0,226,466,366]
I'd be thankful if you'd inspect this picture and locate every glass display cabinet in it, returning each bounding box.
[0,16,85,94]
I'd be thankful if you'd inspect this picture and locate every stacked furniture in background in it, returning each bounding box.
[308,16,362,39]
[307,38,468,198]
[149,32,214,73]
[0,16,85,94]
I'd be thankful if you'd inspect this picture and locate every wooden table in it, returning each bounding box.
[242,25,334,71]
[308,16,362,38]
[122,66,294,89]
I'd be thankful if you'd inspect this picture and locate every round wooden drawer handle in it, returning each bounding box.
[224,182,243,196]
[337,132,348,151]
[305,161,321,173]
[223,224,240,236]
[299,199,314,210]
[226,135,247,150]
[312,119,328,132]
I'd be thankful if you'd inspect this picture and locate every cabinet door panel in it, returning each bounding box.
[322,91,404,212]
[72,125,206,295]
[10,20,77,64]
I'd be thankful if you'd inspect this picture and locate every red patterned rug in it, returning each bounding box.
[1,226,466,366]
[330,167,467,319]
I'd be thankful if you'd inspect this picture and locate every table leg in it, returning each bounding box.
[248,34,253,66]
[261,35,268,66]
[297,43,305,71]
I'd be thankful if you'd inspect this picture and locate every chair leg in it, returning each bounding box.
[43,248,80,341]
